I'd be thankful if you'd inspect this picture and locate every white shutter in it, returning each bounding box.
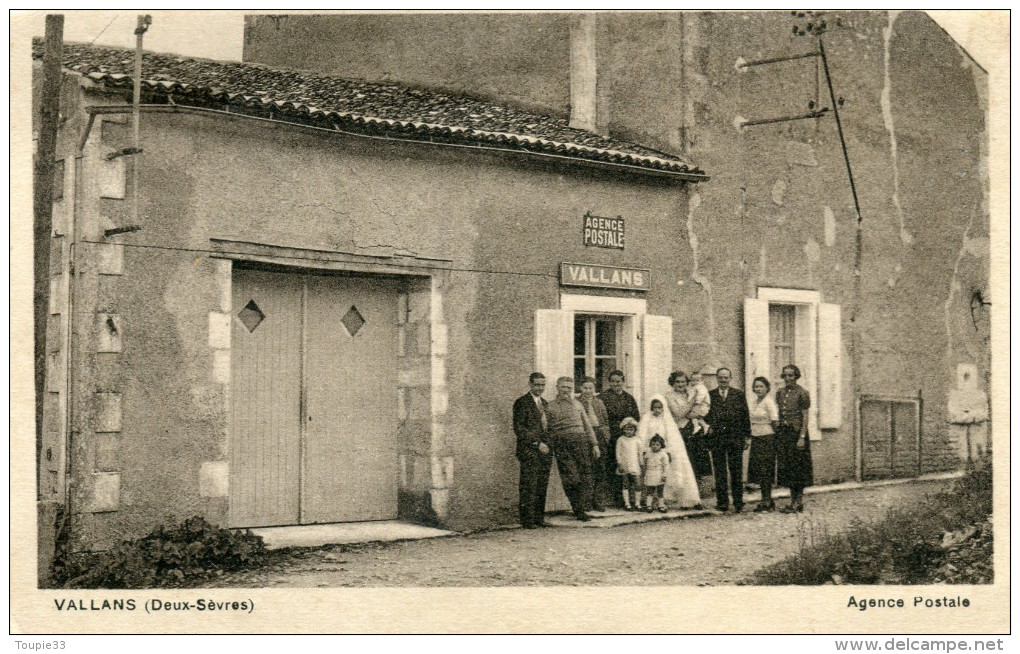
[641,314,673,408]
[743,298,770,398]
[534,309,574,513]
[818,302,843,429]
[620,317,638,396]
[534,309,574,401]
[795,303,820,440]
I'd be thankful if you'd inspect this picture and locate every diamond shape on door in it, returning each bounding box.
[341,305,366,336]
[238,299,266,333]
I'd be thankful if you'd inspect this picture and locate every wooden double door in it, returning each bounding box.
[860,397,921,480]
[229,268,399,527]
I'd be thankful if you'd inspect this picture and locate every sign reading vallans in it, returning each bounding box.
[560,263,651,291]
[582,212,625,249]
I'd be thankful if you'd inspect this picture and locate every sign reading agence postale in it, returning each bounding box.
[560,263,651,291]
[582,212,625,249]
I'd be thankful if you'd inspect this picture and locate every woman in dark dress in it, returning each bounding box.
[775,364,814,512]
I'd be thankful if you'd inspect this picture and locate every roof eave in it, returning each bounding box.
[84,98,710,183]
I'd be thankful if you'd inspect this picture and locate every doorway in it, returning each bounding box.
[229,267,399,527]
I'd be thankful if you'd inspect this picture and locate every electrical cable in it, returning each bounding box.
[89,15,118,45]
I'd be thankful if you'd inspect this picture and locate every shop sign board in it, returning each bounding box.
[559,262,650,291]
[582,212,625,249]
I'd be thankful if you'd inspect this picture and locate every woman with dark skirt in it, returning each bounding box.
[775,364,813,512]
[747,376,780,512]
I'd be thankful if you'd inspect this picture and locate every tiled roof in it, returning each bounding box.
[33,40,706,180]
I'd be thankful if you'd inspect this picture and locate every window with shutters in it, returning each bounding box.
[745,288,843,439]
[536,295,659,514]
[537,294,665,411]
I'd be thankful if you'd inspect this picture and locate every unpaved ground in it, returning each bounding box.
[207,480,949,587]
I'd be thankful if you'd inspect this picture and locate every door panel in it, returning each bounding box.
[229,269,303,527]
[743,298,770,400]
[860,400,891,480]
[535,309,574,512]
[303,275,399,523]
[891,401,920,477]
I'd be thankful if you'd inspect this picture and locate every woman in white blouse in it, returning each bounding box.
[747,376,780,512]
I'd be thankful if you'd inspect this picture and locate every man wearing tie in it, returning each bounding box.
[705,367,752,513]
[512,372,553,529]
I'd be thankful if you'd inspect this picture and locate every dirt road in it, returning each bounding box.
[208,480,950,587]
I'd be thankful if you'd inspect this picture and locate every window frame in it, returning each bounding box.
[754,288,821,440]
[573,314,624,393]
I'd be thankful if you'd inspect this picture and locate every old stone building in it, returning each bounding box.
[35,11,988,554]
[245,10,991,480]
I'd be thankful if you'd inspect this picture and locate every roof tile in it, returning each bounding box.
[33,39,706,179]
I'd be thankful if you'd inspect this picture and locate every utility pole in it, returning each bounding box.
[737,11,866,480]
[131,15,151,231]
[34,14,64,497]
[817,36,865,482]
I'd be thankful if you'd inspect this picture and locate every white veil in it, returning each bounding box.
[637,394,701,507]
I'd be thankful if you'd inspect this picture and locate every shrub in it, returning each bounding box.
[52,516,267,589]
[746,457,992,585]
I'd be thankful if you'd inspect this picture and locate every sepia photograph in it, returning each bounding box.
[10,9,1008,636]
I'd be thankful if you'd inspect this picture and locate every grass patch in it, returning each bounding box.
[745,457,992,585]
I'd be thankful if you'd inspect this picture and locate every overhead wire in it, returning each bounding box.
[89,14,118,45]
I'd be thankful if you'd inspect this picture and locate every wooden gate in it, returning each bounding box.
[229,269,303,527]
[229,268,399,527]
[302,275,399,523]
[860,396,921,480]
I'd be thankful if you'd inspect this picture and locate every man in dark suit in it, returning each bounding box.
[705,367,752,512]
[512,372,553,529]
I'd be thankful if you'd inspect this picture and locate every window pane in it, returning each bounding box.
[574,317,586,356]
[770,305,795,346]
[574,358,587,385]
[595,358,617,393]
[595,319,617,356]
[770,305,796,379]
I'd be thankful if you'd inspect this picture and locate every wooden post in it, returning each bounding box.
[34,14,63,497]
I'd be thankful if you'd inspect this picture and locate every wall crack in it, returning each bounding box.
[881,11,913,246]
[685,193,718,360]
[944,205,978,364]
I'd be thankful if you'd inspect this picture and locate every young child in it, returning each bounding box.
[688,370,711,436]
[615,417,643,511]
[642,435,671,513]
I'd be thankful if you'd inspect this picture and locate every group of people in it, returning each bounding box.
[512,366,814,528]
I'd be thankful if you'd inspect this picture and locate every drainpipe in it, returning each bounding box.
[59,15,151,529]
[61,89,100,518]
